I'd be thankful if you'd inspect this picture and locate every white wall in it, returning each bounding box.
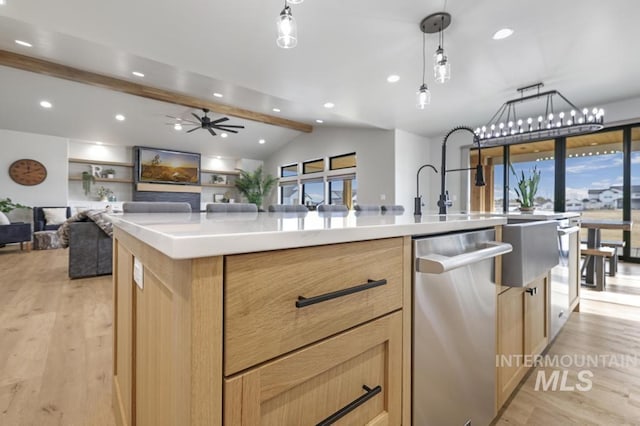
[264,126,395,206]
[0,129,69,206]
[393,130,435,213]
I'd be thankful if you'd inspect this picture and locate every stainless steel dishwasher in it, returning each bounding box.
[413,228,512,426]
[550,220,580,340]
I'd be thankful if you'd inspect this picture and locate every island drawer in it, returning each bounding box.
[224,237,404,375]
[224,311,402,425]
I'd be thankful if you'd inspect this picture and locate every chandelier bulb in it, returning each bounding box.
[571,110,576,117]
[559,111,565,119]
[527,117,533,124]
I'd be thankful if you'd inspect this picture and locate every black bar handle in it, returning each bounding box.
[316,385,382,426]
[296,279,387,309]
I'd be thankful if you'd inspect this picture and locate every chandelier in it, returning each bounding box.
[475,83,604,147]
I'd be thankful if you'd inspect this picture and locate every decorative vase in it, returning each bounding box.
[100,196,109,202]
[107,174,115,179]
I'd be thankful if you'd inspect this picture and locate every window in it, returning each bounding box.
[279,183,299,205]
[628,128,640,258]
[302,180,324,209]
[508,140,555,211]
[328,174,357,209]
[303,159,324,174]
[281,164,298,178]
[330,153,356,170]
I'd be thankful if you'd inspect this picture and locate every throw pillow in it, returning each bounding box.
[0,211,10,225]
[43,208,68,226]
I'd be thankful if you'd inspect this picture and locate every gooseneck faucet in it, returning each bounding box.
[414,164,438,216]
[438,126,486,215]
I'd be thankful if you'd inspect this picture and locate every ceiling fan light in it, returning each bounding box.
[277,6,297,49]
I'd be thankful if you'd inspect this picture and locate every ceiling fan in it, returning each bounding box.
[166,109,245,136]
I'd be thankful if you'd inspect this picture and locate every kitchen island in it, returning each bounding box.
[110,211,508,426]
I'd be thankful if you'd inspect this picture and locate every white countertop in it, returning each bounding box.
[491,211,581,221]
[110,211,507,259]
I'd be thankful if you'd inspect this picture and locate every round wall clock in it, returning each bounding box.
[9,159,48,186]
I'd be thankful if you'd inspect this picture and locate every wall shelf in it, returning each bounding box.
[69,158,134,168]
[69,176,133,183]
[201,169,240,175]
[201,183,236,188]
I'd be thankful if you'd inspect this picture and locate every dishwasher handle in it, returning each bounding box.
[416,241,512,274]
[557,226,580,236]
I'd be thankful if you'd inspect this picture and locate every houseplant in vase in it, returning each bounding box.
[96,186,114,202]
[102,168,116,179]
[234,166,277,211]
[82,171,96,196]
[509,164,541,213]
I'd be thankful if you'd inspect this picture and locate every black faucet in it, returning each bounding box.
[414,164,438,216]
[437,126,486,215]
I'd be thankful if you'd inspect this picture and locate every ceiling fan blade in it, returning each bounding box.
[208,128,217,136]
[210,117,229,124]
[218,128,239,134]
[215,124,245,129]
[191,113,203,123]
[186,127,200,133]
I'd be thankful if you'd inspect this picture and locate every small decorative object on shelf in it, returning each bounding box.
[510,164,540,212]
[96,186,114,202]
[102,168,116,179]
[82,171,96,196]
[211,174,226,184]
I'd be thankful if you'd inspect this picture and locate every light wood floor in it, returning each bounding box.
[0,245,639,425]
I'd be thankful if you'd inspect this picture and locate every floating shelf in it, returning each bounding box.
[201,169,240,175]
[201,183,236,188]
[69,158,134,168]
[69,176,133,183]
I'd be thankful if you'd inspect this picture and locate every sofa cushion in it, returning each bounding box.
[43,208,68,226]
[0,211,9,225]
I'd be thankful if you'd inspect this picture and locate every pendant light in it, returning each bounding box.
[416,32,431,109]
[434,15,451,83]
[420,12,452,84]
[277,0,297,49]
[287,0,303,3]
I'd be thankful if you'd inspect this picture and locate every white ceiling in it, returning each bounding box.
[1,0,640,159]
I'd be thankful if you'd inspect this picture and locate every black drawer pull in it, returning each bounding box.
[296,279,387,308]
[316,385,382,426]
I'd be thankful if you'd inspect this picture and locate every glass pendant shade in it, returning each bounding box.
[277,6,297,49]
[416,84,431,109]
[434,47,451,83]
[287,0,303,3]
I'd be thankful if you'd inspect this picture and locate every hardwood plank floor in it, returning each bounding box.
[0,244,638,425]
[0,246,115,426]
[496,262,640,425]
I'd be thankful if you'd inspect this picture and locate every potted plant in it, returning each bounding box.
[96,186,114,202]
[509,164,541,212]
[82,171,96,196]
[0,197,28,213]
[102,168,116,179]
[234,166,277,210]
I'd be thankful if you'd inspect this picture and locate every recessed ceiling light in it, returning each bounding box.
[220,133,228,138]
[315,119,324,124]
[15,40,32,47]
[173,123,182,131]
[492,28,514,40]
[323,102,335,109]
[213,92,224,98]
[272,108,281,112]
[132,71,145,77]
[216,156,222,159]
[386,75,400,83]
[95,141,103,145]
[115,114,126,121]
[259,139,266,144]
[39,100,52,109]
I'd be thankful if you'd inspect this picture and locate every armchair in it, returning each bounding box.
[0,222,31,251]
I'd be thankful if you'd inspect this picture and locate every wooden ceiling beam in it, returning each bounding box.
[0,49,313,133]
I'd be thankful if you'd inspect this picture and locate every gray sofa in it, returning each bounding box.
[69,222,112,279]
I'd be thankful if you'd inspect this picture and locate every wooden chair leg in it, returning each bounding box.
[595,256,605,291]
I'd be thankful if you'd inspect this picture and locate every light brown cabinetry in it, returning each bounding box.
[224,312,402,425]
[113,231,409,426]
[496,273,549,408]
